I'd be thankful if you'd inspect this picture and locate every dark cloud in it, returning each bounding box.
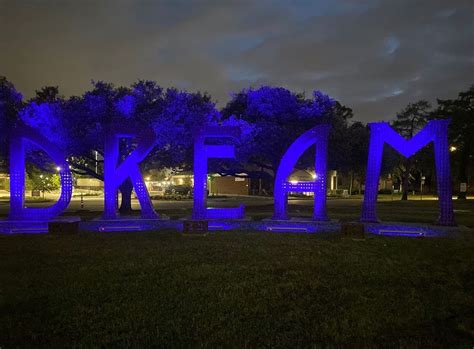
[0,0,472,122]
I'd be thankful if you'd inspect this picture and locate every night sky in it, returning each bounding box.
[1,0,472,122]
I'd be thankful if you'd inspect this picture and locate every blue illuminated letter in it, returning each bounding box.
[361,120,454,225]
[273,124,331,220]
[103,126,158,219]
[192,127,244,219]
[9,124,73,220]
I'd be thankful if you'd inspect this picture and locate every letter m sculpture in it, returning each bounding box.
[361,120,455,225]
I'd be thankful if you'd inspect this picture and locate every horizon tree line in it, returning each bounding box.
[0,76,472,213]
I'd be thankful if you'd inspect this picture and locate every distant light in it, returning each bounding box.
[145,177,151,181]
[449,146,457,152]
[40,174,43,179]
[56,166,61,171]
[312,173,318,179]
[289,180,299,184]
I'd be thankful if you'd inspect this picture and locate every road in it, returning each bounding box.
[0,195,472,223]
[0,195,360,213]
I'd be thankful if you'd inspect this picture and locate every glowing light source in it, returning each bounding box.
[449,146,457,152]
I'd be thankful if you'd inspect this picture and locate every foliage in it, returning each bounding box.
[0,76,23,168]
[221,87,336,182]
[148,87,220,170]
[18,80,220,213]
[26,167,60,193]
[432,85,474,198]
[3,76,473,199]
[391,100,432,200]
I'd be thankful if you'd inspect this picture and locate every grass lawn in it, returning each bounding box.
[1,228,473,347]
[1,199,473,346]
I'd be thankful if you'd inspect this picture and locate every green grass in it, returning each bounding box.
[1,230,473,347]
[251,198,474,228]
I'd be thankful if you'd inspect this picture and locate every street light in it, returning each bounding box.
[450,146,457,152]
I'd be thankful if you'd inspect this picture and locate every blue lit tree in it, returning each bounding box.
[19,80,219,214]
[0,76,23,170]
[221,86,337,193]
[147,87,220,171]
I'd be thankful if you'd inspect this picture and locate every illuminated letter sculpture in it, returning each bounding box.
[103,126,158,219]
[361,120,454,225]
[9,125,73,220]
[273,124,331,220]
[192,127,244,219]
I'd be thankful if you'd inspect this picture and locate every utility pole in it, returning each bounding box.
[420,174,425,201]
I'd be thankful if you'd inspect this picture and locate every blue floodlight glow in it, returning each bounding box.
[103,125,158,219]
[361,120,455,225]
[273,124,331,220]
[9,124,73,220]
[192,126,245,220]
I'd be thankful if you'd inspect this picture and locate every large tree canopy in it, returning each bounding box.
[17,80,220,212]
[1,76,472,205]
[433,85,474,199]
[221,87,336,180]
[0,76,23,169]
[391,100,431,200]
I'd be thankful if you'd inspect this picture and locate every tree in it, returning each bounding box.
[0,76,23,170]
[343,122,370,194]
[221,87,335,192]
[31,86,62,103]
[26,167,60,198]
[20,80,219,214]
[433,86,474,199]
[392,100,431,200]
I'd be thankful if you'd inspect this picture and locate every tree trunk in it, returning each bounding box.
[457,146,469,200]
[349,171,353,196]
[119,178,134,215]
[401,169,409,200]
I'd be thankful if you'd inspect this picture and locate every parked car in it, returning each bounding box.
[134,183,165,199]
[164,185,192,199]
[149,184,166,197]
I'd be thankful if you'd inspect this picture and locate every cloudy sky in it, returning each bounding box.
[0,0,472,122]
